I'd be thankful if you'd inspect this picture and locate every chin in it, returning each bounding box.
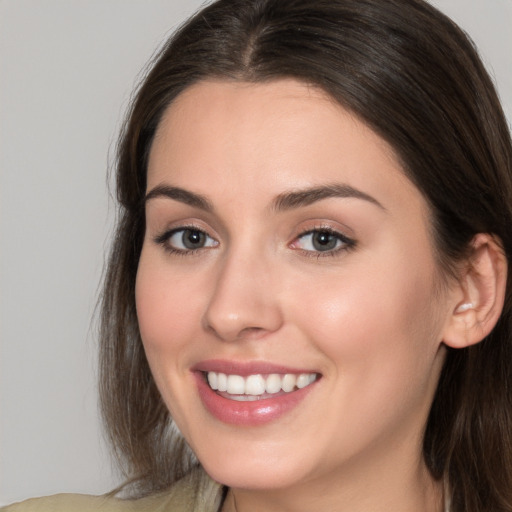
[203,459,308,490]
[191,438,312,490]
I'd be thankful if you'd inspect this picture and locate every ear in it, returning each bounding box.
[442,233,508,349]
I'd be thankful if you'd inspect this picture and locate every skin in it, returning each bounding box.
[135,79,455,511]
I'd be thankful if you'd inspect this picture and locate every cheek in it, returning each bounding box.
[290,248,443,399]
[286,257,444,457]
[134,248,213,432]
[135,249,203,373]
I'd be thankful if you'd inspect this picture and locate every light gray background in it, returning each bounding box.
[1,0,511,505]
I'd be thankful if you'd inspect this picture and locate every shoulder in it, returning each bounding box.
[1,469,224,512]
[1,494,126,512]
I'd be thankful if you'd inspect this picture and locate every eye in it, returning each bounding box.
[155,227,218,253]
[292,229,355,254]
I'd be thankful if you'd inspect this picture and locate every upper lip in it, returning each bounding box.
[191,359,318,376]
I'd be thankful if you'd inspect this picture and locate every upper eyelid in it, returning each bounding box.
[291,225,357,251]
[294,222,355,239]
[152,219,215,237]
[298,226,343,236]
[295,228,355,243]
[154,226,219,256]
[154,224,351,240]
[151,220,356,249]
[154,224,214,241]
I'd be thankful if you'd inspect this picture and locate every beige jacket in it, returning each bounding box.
[1,469,224,512]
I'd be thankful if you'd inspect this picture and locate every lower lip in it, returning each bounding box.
[194,372,316,426]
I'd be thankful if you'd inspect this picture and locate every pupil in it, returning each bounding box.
[183,229,205,249]
[313,231,337,251]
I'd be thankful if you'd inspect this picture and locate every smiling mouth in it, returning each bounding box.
[205,371,318,401]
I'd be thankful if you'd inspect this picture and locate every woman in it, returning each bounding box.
[5,0,512,511]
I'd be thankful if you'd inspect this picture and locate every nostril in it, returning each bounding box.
[205,321,271,342]
[238,326,268,339]
[242,326,264,334]
[202,274,284,341]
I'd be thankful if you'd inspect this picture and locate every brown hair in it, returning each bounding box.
[99,0,512,509]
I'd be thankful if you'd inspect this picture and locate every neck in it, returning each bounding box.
[221,456,444,512]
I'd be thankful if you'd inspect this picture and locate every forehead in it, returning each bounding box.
[147,79,425,217]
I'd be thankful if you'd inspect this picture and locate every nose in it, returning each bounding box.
[203,250,284,342]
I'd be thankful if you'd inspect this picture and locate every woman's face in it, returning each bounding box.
[136,79,452,492]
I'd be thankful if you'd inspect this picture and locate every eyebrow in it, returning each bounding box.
[144,182,385,213]
[144,185,213,212]
[272,183,385,211]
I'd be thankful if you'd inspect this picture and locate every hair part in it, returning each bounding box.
[99,1,512,509]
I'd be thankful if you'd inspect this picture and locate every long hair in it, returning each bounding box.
[99,0,512,509]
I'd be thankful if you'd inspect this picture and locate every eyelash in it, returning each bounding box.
[291,226,357,258]
[153,225,356,258]
[154,225,218,256]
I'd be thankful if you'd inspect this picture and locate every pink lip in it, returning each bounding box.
[191,359,314,376]
[191,359,319,426]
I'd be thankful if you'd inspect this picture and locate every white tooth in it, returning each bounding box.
[309,373,317,384]
[227,375,245,394]
[265,374,282,394]
[207,372,218,390]
[282,373,297,392]
[217,373,228,392]
[245,374,265,395]
[229,394,260,401]
[296,373,310,389]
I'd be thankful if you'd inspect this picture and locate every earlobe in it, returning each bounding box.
[443,233,508,349]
